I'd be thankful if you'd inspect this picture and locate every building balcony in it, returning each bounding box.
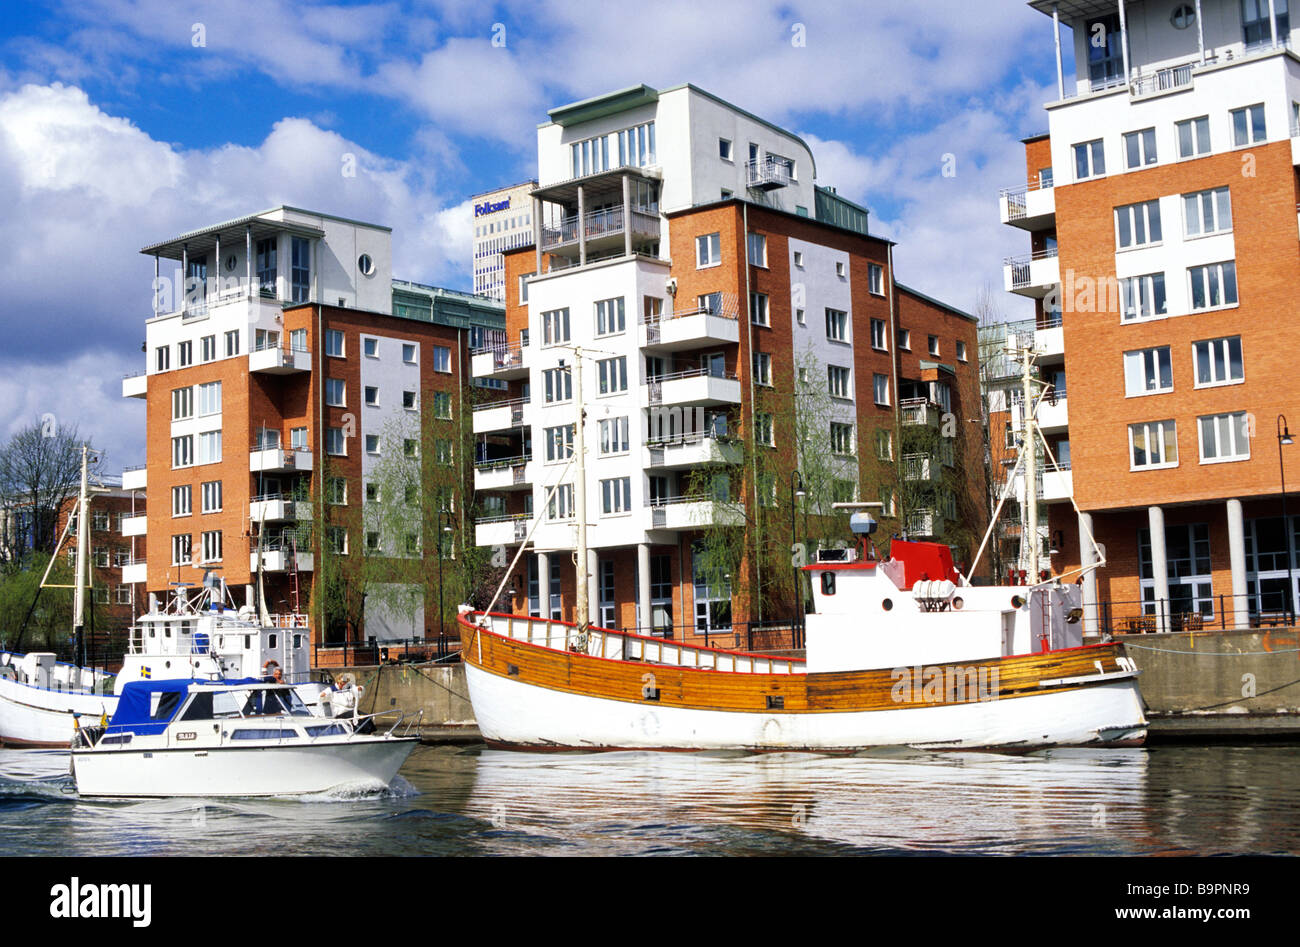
[249,342,311,374]
[647,369,742,407]
[474,456,533,492]
[1037,393,1068,435]
[1035,311,1064,362]
[1003,249,1059,298]
[121,465,146,491]
[900,398,941,428]
[906,510,944,538]
[249,494,311,522]
[121,515,147,537]
[250,545,314,573]
[644,434,742,470]
[998,181,1055,231]
[539,204,660,258]
[639,299,740,351]
[472,398,530,434]
[1040,465,1073,505]
[746,157,793,190]
[471,341,530,381]
[475,513,533,547]
[645,495,744,531]
[249,446,313,473]
[902,453,938,482]
[122,371,147,399]
[121,561,147,584]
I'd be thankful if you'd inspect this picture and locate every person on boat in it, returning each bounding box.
[262,661,284,684]
[326,673,362,719]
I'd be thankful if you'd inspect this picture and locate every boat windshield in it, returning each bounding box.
[236,687,311,717]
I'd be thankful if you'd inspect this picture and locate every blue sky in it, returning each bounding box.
[0,0,1073,468]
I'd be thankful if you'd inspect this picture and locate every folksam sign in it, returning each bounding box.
[475,198,511,217]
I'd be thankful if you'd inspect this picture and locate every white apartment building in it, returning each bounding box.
[471,181,537,301]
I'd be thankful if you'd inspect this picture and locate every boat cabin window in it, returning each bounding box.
[230,728,300,741]
[239,687,310,717]
[268,633,277,649]
[179,691,244,720]
[149,690,184,721]
[821,572,836,595]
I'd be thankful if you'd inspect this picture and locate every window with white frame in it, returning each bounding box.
[597,356,627,394]
[1182,187,1232,237]
[325,329,344,357]
[1073,139,1105,179]
[793,250,804,268]
[544,424,574,461]
[870,318,887,350]
[876,429,892,461]
[601,477,632,514]
[1129,419,1179,469]
[753,352,772,386]
[1175,115,1211,158]
[402,390,417,410]
[696,233,721,268]
[1199,411,1251,462]
[750,292,769,326]
[1188,262,1238,311]
[719,138,733,161]
[201,480,222,513]
[747,232,767,267]
[795,307,805,326]
[197,430,221,464]
[519,273,534,304]
[327,526,348,555]
[868,263,884,295]
[1123,127,1157,169]
[835,261,846,278]
[828,365,851,399]
[172,435,193,469]
[543,367,572,403]
[435,439,452,465]
[1115,199,1163,249]
[404,438,418,458]
[178,340,192,367]
[595,297,625,336]
[290,427,307,449]
[365,434,380,455]
[402,342,417,364]
[616,121,655,167]
[156,346,170,372]
[433,345,452,372]
[755,413,774,447]
[1123,346,1173,396]
[325,378,345,406]
[873,373,889,405]
[433,391,452,419]
[201,530,222,563]
[1230,103,1266,146]
[326,427,345,455]
[172,484,191,517]
[548,483,575,520]
[1193,336,1244,387]
[1121,273,1168,321]
[831,422,855,455]
[363,337,378,358]
[364,385,379,406]
[599,417,629,454]
[898,328,911,350]
[172,387,193,421]
[200,334,216,362]
[542,308,570,346]
[956,340,968,362]
[224,330,240,357]
[171,534,191,566]
[928,335,940,356]
[825,308,848,342]
[197,381,221,416]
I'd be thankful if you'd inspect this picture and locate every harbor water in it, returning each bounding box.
[2,743,1298,856]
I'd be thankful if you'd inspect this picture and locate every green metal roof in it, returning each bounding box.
[390,280,504,330]
[897,283,977,323]
[545,84,660,127]
[814,186,870,237]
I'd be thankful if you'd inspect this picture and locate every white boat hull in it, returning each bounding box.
[465,662,1146,752]
[71,738,418,798]
[0,675,115,748]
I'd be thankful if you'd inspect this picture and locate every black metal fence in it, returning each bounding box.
[313,632,461,667]
[1093,591,1295,635]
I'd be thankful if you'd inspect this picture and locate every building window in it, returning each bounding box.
[92,511,109,531]
[597,356,628,394]
[364,386,379,407]
[751,292,769,326]
[201,480,222,513]
[1230,103,1267,145]
[1193,336,1244,387]
[1073,139,1106,180]
[1123,347,1174,396]
[519,273,534,304]
[898,328,911,350]
[956,340,968,363]
[1121,274,1168,321]
[755,413,774,447]
[928,335,940,356]
[171,534,192,566]
[327,527,348,555]
[155,346,170,372]
[696,233,721,268]
[1183,187,1232,237]
[753,352,772,386]
[601,477,632,514]
[326,427,345,456]
[325,329,344,357]
[1175,115,1211,159]
[365,434,380,455]
[747,232,767,267]
[197,381,221,417]
[543,367,572,403]
[402,342,417,364]
[402,390,417,410]
[870,318,887,350]
[1243,0,1288,47]
[1123,127,1157,169]
[828,365,851,400]
[290,427,307,450]
[595,297,625,336]
[542,308,570,346]
[825,308,848,342]
[176,340,192,367]
[544,424,575,462]
[172,485,192,517]
[433,345,452,372]
[1086,12,1123,88]
[201,530,223,563]
[795,307,805,326]
[1130,419,1179,469]
[1115,200,1162,249]
[256,238,276,293]
[599,417,629,454]
[876,429,893,461]
[615,121,655,168]
[793,250,804,268]
[366,531,380,552]
[548,484,575,521]
[363,337,378,358]
[197,430,221,465]
[404,438,418,458]
[1188,262,1238,311]
[1199,412,1251,463]
[873,373,889,405]
[719,138,733,161]
[433,391,452,419]
[868,263,884,295]
[435,440,452,465]
[172,387,193,421]
[325,378,345,407]
[172,435,193,469]
[835,261,846,278]
[200,334,216,362]
[831,422,855,455]
[291,237,310,302]
[224,330,240,357]
[116,585,133,605]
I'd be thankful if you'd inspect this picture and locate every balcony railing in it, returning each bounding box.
[900,398,940,426]
[649,492,730,508]
[472,340,527,370]
[474,512,531,525]
[539,205,658,251]
[999,177,1054,220]
[472,396,528,412]
[642,295,741,324]
[474,453,531,471]
[1037,310,1063,330]
[1129,61,1194,98]
[1004,247,1059,290]
[746,157,794,189]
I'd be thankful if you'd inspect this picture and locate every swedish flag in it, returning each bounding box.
[141,666,151,679]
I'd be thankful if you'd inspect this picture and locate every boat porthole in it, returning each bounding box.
[953,597,964,610]
[882,598,893,611]
[165,661,171,668]
[1012,595,1025,609]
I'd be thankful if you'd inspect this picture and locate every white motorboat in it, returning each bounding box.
[69,678,419,798]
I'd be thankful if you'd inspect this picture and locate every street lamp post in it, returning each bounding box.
[1278,415,1295,621]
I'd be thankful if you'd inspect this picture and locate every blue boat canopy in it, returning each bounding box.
[105,678,262,735]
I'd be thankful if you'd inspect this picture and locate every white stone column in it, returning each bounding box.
[532,196,543,275]
[1053,5,1065,100]
[622,173,632,257]
[537,551,550,618]
[586,548,599,627]
[1195,0,1205,64]
[1269,0,1278,45]
[1227,498,1249,629]
[638,543,652,632]
[1149,506,1170,633]
[577,184,586,267]
[1118,0,1130,81]
[1078,511,1099,635]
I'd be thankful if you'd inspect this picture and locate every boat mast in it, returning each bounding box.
[1021,344,1039,584]
[72,444,91,666]
[572,347,590,636]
